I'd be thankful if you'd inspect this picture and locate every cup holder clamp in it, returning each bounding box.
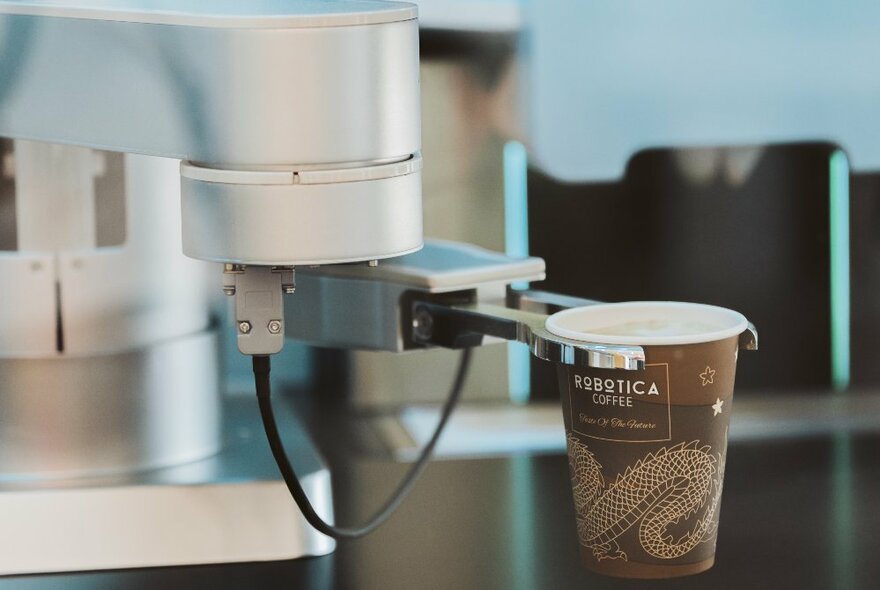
[410,291,645,371]
[410,289,758,371]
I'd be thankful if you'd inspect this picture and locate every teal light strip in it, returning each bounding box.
[503,140,531,404]
[829,150,850,392]
[504,141,530,267]
[829,151,853,587]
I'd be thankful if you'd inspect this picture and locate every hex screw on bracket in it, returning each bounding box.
[239,321,252,334]
[267,320,282,334]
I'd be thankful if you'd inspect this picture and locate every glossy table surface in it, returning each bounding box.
[2,421,878,590]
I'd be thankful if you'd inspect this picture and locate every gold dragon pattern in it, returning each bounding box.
[567,434,725,561]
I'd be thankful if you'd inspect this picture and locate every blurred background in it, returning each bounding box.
[5,1,880,588]
[293,0,880,419]
[270,0,880,588]
[317,5,880,588]
[293,4,880,586]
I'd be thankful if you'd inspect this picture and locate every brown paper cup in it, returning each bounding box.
[546,302,750,579]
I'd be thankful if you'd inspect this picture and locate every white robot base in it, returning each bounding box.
[0,397,335,576]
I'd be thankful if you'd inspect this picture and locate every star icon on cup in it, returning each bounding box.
[699,366,716,386]
[712,398,724,416]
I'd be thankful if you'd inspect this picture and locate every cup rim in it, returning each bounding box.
[545,301,749,346]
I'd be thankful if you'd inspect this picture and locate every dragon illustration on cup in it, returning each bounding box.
[567,434,725,561]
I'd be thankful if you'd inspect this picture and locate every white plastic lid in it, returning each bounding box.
[545,301,748,346]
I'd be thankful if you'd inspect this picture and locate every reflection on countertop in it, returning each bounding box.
[376,391,880,460]
[2,391,879,590]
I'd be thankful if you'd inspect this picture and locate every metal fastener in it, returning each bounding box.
[267,320,282,334]
[238,321,252,334]
[367,259,379,267]
[412,309,433,341]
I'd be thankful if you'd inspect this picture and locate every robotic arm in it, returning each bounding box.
[0,0,422,356]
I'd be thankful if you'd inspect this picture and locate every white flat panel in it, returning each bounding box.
[308,238,545,291]
[14,140,96,251]
[0,476,333,575]
[59,155,211,355]
[0,253,56,356]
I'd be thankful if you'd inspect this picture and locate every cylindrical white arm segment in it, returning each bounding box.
[180,156,423,266]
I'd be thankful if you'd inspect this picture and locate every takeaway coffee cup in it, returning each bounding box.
[545,302,754,579]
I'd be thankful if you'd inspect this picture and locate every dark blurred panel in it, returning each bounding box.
[0,139,15,250]
[850,173,880,387]
[419,30,516,89]
[529,145,836,394]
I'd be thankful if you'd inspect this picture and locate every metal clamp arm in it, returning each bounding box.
[411,300,646,370]
[507,288,759,352]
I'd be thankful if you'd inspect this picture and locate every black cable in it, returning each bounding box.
[253,348,473,540]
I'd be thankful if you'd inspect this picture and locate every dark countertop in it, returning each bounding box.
[2,426,879,590]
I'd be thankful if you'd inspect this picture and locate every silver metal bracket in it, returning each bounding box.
[411,296,646,371]
[276,241,755,362]
[224,265,293,355]
[740,322,759,350]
